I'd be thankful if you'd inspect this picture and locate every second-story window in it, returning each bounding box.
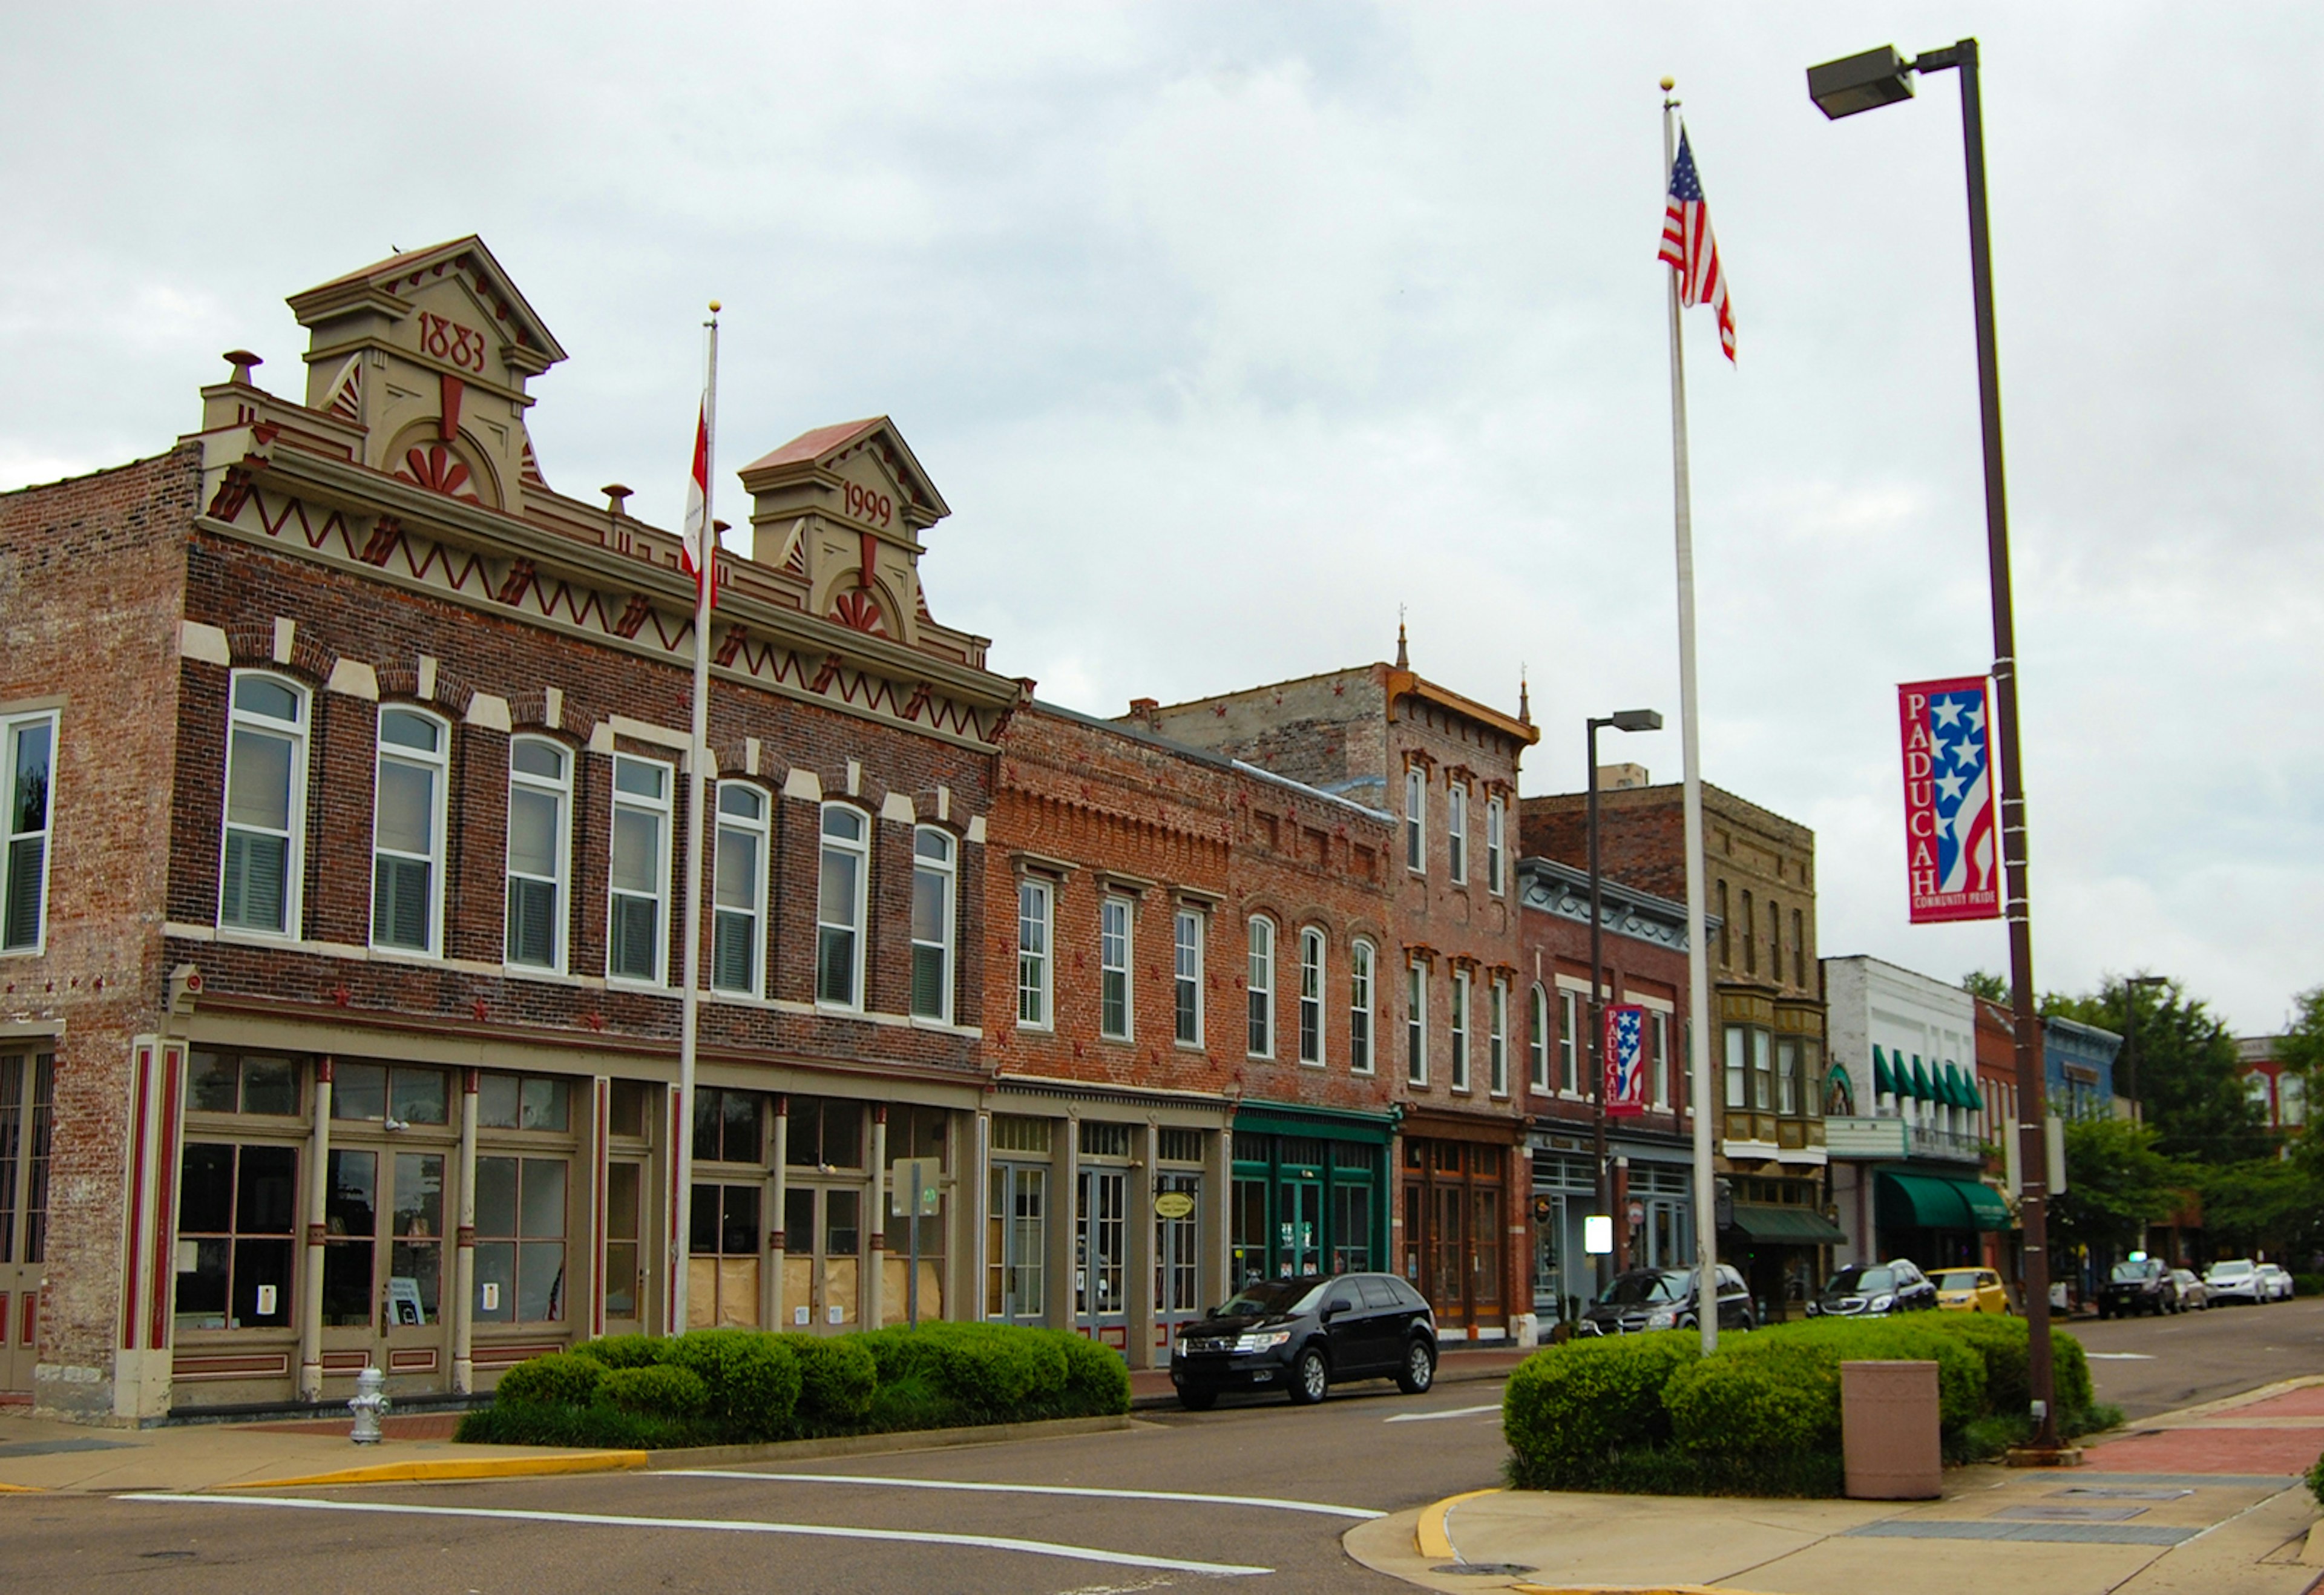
[1449,969,1471,1090]
[1741,890,1756,975]
[372,708,447,955]
[1016,879,1051,1027]
[1348,938,1374,1074]
[1404,769,1424,873]
[911,828,954,1022]
[2,712,56,953]
[1558,988,1578,1093]
[1407,963,1427,1086]
[505,738,569,970]
[1486,797,1505,895]
[1297,926,1324,1065]
[713,784,768,997]
[1529,984,1549,1090]
[1099,897,1131,1039]
[1652,1010,1672,1108]
[1246,916,1275,1058]
[221,673,308,936]
[1489,979,1508,1096]
[1776,1034,1801,1114]
[1172,908,1202,1045]
[816,804,868,1007]
[1448,784,1468,883]
[608,755,671,983]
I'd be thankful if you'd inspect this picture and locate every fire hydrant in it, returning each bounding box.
[348,1366,389,1445]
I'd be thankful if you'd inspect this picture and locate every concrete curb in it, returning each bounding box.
[221,1450,648,1491]
[2136,1373,2324,1429]
[646,1412,1135,1468]
[1415,1487,1502,1560]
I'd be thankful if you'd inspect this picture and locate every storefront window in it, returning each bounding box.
[175,1142,295,1331]
[474,1156,566,1324]
[188,1051,300,1117]
[478,1072,571,1133]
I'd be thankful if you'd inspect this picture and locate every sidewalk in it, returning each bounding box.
[1346,1376,2324,1595]
[1128,1343,1531,1408]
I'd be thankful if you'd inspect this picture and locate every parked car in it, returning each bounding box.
[2170,1269,2210,1310]
[1934,1268,2011,1314]
[2099,1257,2179,1318]
[1169,1273,1436,1410]
[1810,1260,1938,1317]
[2204,1258,2264,1305]
[1577,1265,1755,1336]
[2257,1263,2296,1302]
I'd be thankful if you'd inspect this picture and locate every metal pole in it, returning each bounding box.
[1588,717,1609,1293]
[1661,84,1721,1358]
[908,1162,922,1329]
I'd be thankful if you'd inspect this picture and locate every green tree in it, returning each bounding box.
[2199,1158,2324,1263]
[2048,978,2262,1165]
[1962,970,2008,1004]
[2049,1117,2179,1260]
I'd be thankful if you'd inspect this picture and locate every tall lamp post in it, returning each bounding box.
[2119,976,2169,1123]
[1588,709,1663,1288]
[1807,39,2067,1456]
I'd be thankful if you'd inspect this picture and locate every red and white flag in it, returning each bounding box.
[1659,126,1736,363]
[680,397,718,605]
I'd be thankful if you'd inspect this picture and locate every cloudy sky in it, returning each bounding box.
[5,5,2316,1034]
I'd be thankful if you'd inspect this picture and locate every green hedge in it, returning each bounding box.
[458,1321,1130,1450]
[1504,1312,2097,1495]
[2294,1274,2324,1300]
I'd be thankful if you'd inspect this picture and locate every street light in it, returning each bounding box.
[1805,36,2068,1456]
[1587,708,1663,1287]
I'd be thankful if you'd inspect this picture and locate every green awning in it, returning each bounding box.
[1728,1203,1848,1245]
[1876,1170,2012,1233]
[1909,1057,1932,1101]
[1828,1063,1855,1115]
[1873,1047,1895,1097]
[1940,1062,1966,1108]
[1961,1069,1986,1111]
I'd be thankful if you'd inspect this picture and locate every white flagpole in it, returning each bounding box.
[671,303,720,1337]
[1663,84,1719,1358]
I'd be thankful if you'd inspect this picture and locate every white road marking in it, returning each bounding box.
[1384,1403,1502,1424]
[120,1493,1272,1576]
[666,1470,1382,1520]
[2087,1352,2157,1360]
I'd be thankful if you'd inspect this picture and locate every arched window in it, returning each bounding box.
[911,827,956,1022]
[816,803,869,1007]
[505,736,570,970]
[1246,916,1275,1059]
[221,671,309,935]
[712,784,769,996]
[1529,984,1550,1090]
[372,706,448,954]
[1297,926,1325,1065]
[1348,939,1376,1075]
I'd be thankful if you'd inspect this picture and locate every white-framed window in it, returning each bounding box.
[1558,988,1580,1093]
[1348,938,1375,1075]
[1449,969,1471,1091]
[1173,907,1203,1045]
[220,672,308,936]
[1404,768,1424,873]
[1246,916,1275,1058]
[1016,878,1052,1028]
[505,737,569,971]
[1407,962,1428,1086]
[1448,784,1468,884]
[911,827,956,1022]
[1529,984,1549,1090]
[1651,1010,1671,1108]
[1297,926,1325,1066]
[712,783,769,997]
[372,706,448,955]
[1099,896,1132,1040]
[1486,797,1505,895]
[1489,979,1509,1097]
[608,755,671,983]
[1,712,56,953]
[816,803,868,1008]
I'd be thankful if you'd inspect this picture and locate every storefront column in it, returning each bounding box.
[865,1106,888,1329]
[589,1077,611,1340]
[296,1057,333,1401]
[767,1096,789,1330]
[971,1111,991,1323]
[1126,1122,1157,1371]
[1206,1125,1232,1311]
[1057,1113,1080,1332]
[451,1068,478,1393]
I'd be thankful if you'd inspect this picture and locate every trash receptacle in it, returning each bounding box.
[1841,1359,1941,1500]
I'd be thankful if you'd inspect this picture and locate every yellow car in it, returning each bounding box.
[1935,1267,2010,1314]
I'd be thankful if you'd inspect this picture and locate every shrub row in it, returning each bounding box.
[1503,1312,2098,1495]
[458,1323,1130,1450]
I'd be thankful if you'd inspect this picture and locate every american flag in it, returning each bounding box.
[1604,1004,1648,1117]
[1925,688,1995,898]
[1659,127,1735,363]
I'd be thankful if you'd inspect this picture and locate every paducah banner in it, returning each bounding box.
[1603,1002,1649,1117]
[1898,676,2000,924]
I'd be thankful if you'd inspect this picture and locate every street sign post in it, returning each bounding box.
[890,1157,941,1327]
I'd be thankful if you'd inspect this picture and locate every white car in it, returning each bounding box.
[2256,1264,2296,1303]
[2204,1258,2263,1304]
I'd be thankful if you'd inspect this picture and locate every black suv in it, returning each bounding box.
[1810,1260,1938,1317]
[1169,1273,1437,1409]
[2099,1258,2180,1318]
[1578,1265,1756,1336]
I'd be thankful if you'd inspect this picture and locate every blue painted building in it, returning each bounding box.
[2043,1015,2121,1122]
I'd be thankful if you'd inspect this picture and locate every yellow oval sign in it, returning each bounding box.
[1154,1192,1196,1220]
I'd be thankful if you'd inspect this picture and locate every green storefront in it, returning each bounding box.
[1230,1102,1396,1286]
[1874,1166,2012,1269]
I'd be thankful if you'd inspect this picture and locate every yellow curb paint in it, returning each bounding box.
[220,1450,648,1491]
[1513,1586,1776,1595]
[0,1482,45,1493]
[1414,1487,1501,1560]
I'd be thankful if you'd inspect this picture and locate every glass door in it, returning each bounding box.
[1075,1168,1126,1332]
[1153,1172,1200,1359]
[781,1185,861,1331]
[1278,1177,1321,1278]
[321,1145,450,1386]
[687,1182,762,1329]
[985,1163,1046,1324]
[0,1054,53,1393]
[603,1162,645,1330]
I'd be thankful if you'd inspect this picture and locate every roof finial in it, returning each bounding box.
[1395,607,1409,669]
[1518,664,1531,725]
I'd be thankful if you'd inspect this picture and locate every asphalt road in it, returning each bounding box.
[2073,1291,2324,1419]
[1,1374,1512,1594]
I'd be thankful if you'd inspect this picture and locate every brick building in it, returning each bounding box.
[1521,777,1835,1320]
[1139,639,1538,1341]
[0,238,1025,1420]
